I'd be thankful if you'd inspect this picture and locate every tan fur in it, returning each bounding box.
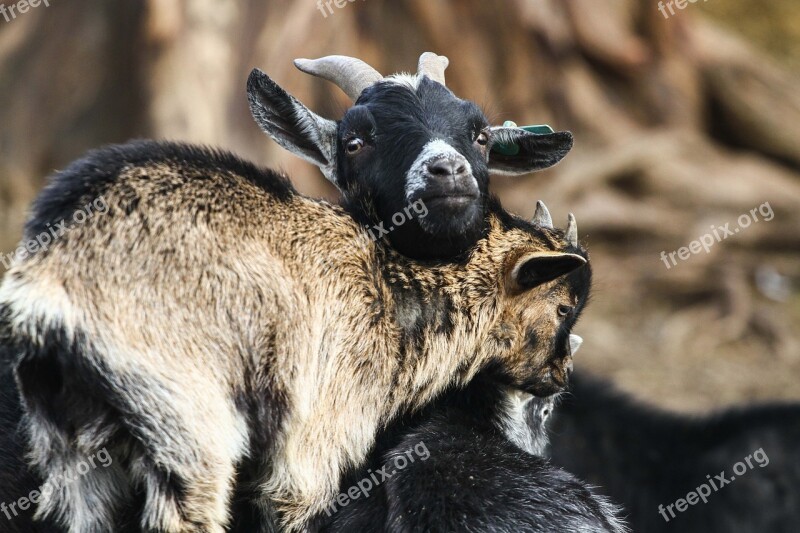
[0,151,581,532]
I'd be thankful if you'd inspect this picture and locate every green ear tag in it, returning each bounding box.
[492,121,556,156]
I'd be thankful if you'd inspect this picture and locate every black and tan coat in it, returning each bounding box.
[0,138,586,532]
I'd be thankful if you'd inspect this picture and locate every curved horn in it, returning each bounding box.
[418,52,449,85]
[566,213,578,247]
[569,334,583,356]
[532,201,553,229]
[294,55,383,101]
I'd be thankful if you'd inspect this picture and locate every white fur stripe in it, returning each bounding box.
[404,139,475,200]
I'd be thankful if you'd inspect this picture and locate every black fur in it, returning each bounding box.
[0,309,58,532]
[247,68,574,262]
[549,373,800,532]
[312,374,626,533]
[25,139,295,242]
[339,77,491,260]
[0,342,143,533]
[488,127,574,176]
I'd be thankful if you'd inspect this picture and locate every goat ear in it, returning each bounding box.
[489,128,573,176]
[247,68,339,185]
[507,251,586,293]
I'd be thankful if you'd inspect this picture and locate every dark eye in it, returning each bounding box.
[345,138,364,155]
[557,305,572,318]
[475,131,489,146]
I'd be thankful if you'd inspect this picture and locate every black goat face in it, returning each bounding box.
[246,53,574,260]
[336,77,490,258]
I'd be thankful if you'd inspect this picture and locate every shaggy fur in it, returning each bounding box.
[549,373,800,532]
[228,230,614,532]
[302,239,626,533]
[0,140,586,532]
[316,376,627,533]
[0,323,60,533]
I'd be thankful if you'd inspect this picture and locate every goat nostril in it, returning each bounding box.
[427,157,468,177]
[427,160,455,177]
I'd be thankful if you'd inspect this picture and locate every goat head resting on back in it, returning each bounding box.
[247,52,574,260]
[0,141,586,532]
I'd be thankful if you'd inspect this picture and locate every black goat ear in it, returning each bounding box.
[247,68,339,185]
[507,251,586,293]
[488,128,573,176]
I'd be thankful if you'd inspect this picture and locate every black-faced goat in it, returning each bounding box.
[549,373,800,533]
[248,53,573,260]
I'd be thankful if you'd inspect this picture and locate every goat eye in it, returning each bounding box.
[557,305,572,317]
[475,132,489,146]
[345,138,364,155]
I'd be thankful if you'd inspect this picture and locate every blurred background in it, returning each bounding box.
[1,0,798,412]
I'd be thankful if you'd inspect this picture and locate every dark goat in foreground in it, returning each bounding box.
[317,376,628,533]
[549,373,800,533]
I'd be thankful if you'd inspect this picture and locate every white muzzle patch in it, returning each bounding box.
[404,139,475,200]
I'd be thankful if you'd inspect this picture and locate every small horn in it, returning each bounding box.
[294,55,383,101]
[566,213,578,247]
[569,334,583,355]
[418,52,449,85]
[532,201,553,228]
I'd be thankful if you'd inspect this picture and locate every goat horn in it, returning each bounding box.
[569,334,583,355]
[418,52,449,85]
[294,56,383,101]
[532,201,553,228]
[566,213,578,247]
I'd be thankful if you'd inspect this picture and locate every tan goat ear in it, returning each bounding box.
[506,251,586,293]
